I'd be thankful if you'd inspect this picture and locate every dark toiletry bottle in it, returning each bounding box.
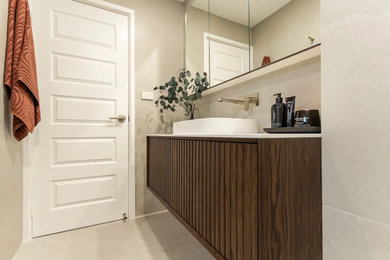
[271,93,286,128]
[286,96,296,127]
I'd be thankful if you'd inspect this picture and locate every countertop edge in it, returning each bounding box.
[146,134,322,139]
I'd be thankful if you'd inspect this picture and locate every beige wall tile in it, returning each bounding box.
[0,0,23,259]
[322,1,390,225]
[324,206,390,260]
[322,0,390,258]
[321,0,383,27]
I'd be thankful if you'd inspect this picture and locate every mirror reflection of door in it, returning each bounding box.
[204,34,252,86]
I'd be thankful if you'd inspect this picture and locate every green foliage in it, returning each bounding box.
[153,69,209,119]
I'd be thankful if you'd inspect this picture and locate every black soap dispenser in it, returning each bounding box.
[271,93,286,128]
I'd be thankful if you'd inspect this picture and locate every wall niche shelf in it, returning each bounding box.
[203,44,321,96]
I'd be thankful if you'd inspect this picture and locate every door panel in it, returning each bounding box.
[52,137,116,165]
[52,53,116,86]
[52,95,116,124]
[52,10,116,48]
[32,0,129,237]
[52,175,116,208]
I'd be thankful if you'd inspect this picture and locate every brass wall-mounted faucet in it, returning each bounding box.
[217,94,259,111]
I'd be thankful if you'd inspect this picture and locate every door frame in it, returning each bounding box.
[23,0,136,242]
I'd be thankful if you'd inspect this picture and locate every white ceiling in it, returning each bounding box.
[191,0,292,27]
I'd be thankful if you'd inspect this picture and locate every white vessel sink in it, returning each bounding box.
[173,118,258,135]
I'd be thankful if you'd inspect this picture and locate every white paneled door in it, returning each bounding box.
[204,34,252,86]
[31,0,130,237]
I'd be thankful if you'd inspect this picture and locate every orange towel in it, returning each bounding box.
[4,0,40,141]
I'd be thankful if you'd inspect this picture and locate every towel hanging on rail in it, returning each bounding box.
[4,0,41,141]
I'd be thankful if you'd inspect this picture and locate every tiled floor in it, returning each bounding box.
[13,212,215,260]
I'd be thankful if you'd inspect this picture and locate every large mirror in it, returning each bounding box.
[185,0,250,87]
[185,0,210,79]
[208,0,250,86]
[185,0,320,88]
[251,0,320,70]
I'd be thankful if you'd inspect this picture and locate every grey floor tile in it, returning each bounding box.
[12,212,215,260]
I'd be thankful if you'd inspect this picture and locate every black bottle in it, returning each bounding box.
[271,93,286,128]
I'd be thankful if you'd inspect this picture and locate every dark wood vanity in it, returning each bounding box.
[147,136,322,260]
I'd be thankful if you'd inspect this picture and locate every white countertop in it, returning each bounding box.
[147,133,321,139]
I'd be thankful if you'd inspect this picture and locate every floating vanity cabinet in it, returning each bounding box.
[147,136,322,260]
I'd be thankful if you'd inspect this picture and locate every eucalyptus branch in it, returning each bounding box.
[153,68,209,119]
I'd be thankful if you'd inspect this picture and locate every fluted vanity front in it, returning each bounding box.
[147,134,322,260]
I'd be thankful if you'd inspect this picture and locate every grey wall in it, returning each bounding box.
[105,0,185,216]
[197,57,321,132]
[321,0,390,259]
[0,0,24,259]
